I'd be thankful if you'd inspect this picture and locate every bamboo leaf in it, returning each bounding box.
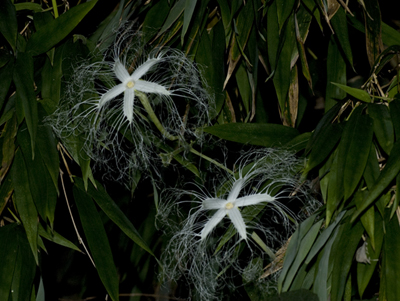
[330,7,353,67]
[330,219,364,301]
[11,150,39,264]
[363,0,383,67]
[331,83,372,103]
[0,60,14,111]
[156,0,185,39]
[389,98,400,141]
[73,187,119,301]
[75,178,155,257]
[352,140,400,222]
[282,220,323,292]
[38,224,81,252]
[276,0,295,31]
[13,53,38,157]
[325,37,346,111]
[369,103,394,155]
[204,123,299,147]
[381,209,400,300]
[181,0,197,44]
[0,224,19,300]
[26,0,98,56]
[0,0,17,51]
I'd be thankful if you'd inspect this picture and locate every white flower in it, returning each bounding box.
[98,58,171,123]
[201,177,275,241]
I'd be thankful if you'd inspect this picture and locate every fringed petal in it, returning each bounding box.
[202,198,228,210]
[123,88,135,123]
[227,207,247,240]
[114,60,130,82]
[131,57,162,81]
[200,208,226,240]
[135,80,170,95]
[99,84,125,108]
[235,193,275,207]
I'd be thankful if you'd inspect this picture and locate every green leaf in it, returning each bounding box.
[389,98,400,141]
[204,123,299,147]
[382,22,400,46]
[305,210,346,264]
[363,0,383,67]
[304,123,343,174]
[196,22,225,117]
[26,0,98,56]
[75,178,155,257]
[381,209,400,300]
[14,3,43,12]
[11,150,39,264]
[363,143,380,190]
[312,225,340,301]
[390,173,400,218]
[142,0,170,43]
[270,289,319,301]
[282,219,323,292]
[351,140,400,222]
[284,132,312,153]
[332,83,372,103]
[276,0,295,31]
[73,187,119,301]
[156,0,185,39]
[38,224,81,252]
[355,190,375,248]
[330,219,363,301]
[267,1,279,70]
[0,0,17,51]
[41,47,64,111]
[13,53,38,157]
[0,60,14,111]
[357,210,383,298]
[181,0,197,44]
[0,223,19,300]
[325,37,346,111]
[278,214,317,292]
[368,103,394,155]
[10,226,37,301]
[330,7,353,67]
[339,111,374,200]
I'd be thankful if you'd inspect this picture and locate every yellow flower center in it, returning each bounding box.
[225,202,234,210]
[126,80,135,88]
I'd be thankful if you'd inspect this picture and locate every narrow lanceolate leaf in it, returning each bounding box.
[278,214,317,292]
[357,210,383,298]
[330,7,353,67]
[0,60,14,110]
[330,219,364,301]
[295,12,312,89]
[282,220,323,292]
[204,123,299,147]
[73,187,119,301]
[156,0,185,38]
[0,224,18,300]
[276,0,295,31]
[340,111,374,200]
[351,140,400,222]
[181,0,197,44]
[26,0,98,56]
[363,0,383,67]
[0,114,17,184]
[368,103,394,155]
[332,83,372,103]
[389,99,400,141]
[325,37,346,111]
[304,123,343,174]
[75,178,154,257]
[11,150,39,264]
[381,210,400,300]
[0,0,17,51]
[13,53,38,157]
[355,190,375,248]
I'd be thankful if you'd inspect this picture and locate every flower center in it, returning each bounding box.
[225,202,234,210]
[126,80,135,89]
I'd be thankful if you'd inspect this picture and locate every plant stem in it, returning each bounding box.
[136,91,179,141]
[189,147,234,175]
[51,0,59,18]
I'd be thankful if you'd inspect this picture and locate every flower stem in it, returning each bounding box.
[51,0,59,18]
[136,91,179,141]
[189,147,234,175]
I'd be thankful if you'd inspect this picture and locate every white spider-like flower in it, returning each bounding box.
[200,177,275,241]
[99,58,171,123]
[157,149,321,300]
[47,26,213,184]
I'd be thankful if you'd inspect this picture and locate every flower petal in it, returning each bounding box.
[99,84,126,108]
[202,198,228,210]
[114,60,130,82]
[200,208,226,240]
[227,178,245,202]
[135,80,170,95]
[227,207,247,240]
[234,193,275,207]
[123,87,135,123]
[131,58,162,81]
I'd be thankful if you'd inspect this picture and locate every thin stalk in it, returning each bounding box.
[136,91,179,141]
[51,0,59,18]
[189,147,234,175]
